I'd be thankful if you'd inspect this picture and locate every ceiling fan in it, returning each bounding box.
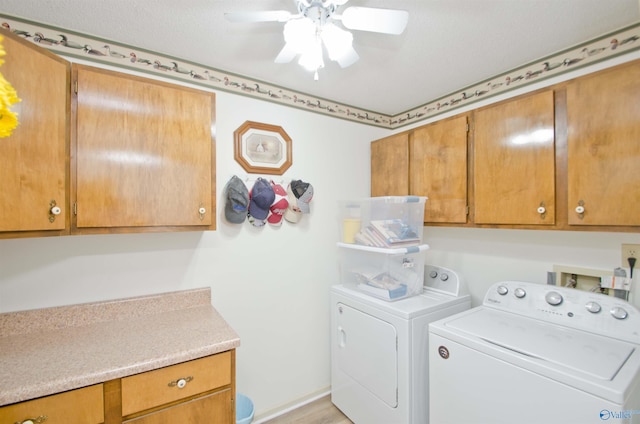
[225,0,409,80]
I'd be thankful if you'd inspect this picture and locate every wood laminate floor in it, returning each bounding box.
[263,395,353,424]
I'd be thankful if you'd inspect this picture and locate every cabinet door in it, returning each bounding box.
[410,114,468,223]
[73,65,215,231]
[371,133,409,197]
[0,32,69,235]
[566,61,640,226]
[473,90,555,225]
[125,390,232,424]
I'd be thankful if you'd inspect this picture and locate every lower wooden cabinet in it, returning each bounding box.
[0,384,104,424]
[121,352,232,417]
[0,351,235,424]
[125,390,232,424]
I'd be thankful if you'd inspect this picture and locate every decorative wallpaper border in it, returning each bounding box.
[1,14,639,129]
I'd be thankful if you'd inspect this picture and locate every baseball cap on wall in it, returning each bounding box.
[290,179,314,213]
[284,183,302,223]
[267,181,289,226]
[248,178,276,226]
[224,175,249,224]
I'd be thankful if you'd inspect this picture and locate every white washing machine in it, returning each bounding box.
[331,264,470,424]
[429,280,640,424]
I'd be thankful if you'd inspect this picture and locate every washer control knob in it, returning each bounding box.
[429,271,438,279]
[514,288,526,298]
[497,286,508,296]
[440,273,449,281]
[585,301,601,313]
[545,291,563,306]
[611,306,629,320]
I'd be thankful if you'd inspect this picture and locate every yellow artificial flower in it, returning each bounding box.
[0,34,21,138]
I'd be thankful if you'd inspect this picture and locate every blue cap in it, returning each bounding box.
[248,178,275,221]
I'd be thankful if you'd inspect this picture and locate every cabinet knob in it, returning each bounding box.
[48,200,61,223]
[198,205,207,221]
[168,375,193,388]
[575,200,585,218]
[537,201,546,219]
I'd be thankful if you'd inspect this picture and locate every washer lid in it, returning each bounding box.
[445,308,635,381]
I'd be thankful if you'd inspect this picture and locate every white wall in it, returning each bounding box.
[424,227,640,309]
[0,87,388,418]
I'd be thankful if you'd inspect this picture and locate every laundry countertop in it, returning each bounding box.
[0,287,240,406]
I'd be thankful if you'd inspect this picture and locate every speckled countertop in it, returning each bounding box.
[0,288,240,406]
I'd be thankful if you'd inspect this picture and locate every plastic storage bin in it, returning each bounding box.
[236,393,254,424]
[337,242,429,301]
[338,196,427,247]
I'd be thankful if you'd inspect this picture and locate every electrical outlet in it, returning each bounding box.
[621,244,640,268]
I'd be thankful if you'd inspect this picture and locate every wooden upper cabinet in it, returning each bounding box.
[371,133,409,197]
[72,65,216,232]
[410,114,468,223]
[473,90,556,225]
[566,61,640,226]
[0,31,69,236]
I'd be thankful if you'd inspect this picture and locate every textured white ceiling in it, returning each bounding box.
[1,0,639,115]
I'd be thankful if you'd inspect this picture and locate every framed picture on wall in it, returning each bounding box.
[233,121,292,175]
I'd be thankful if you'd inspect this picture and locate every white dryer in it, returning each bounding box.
[331,264,470,424]
[429,281,640,424]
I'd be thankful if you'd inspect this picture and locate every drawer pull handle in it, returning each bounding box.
[168,376,193,388]
[16,416,47,424]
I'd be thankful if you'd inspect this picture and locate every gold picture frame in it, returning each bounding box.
[234,121,292,175]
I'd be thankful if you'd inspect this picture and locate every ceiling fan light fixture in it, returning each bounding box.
[321,23,358,68]
[282,18,316,53]
[226,1,409,79]
[298,37,324,79]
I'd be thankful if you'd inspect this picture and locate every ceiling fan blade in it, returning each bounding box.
[340,7,409,35]
[224,10,292,23]
[275,44,298,63]
[334,47,359,68]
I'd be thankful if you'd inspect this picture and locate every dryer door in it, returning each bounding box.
[336,302,398,407]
